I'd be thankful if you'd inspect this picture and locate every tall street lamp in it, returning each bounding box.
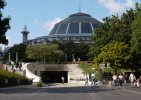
[94,54,96,59]
[72,54,74,62]
[107,63,110,82]
[16,52,18,63]
[65,54,67,62]
[9,53,11,63]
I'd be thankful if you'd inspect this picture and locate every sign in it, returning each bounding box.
[99,66,105,69]
[99,64,105,69]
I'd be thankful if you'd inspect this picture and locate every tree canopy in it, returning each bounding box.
[131,3,141,54]
[89,8,135,56]
[26,44,64,62]
[3,43,27,62]
[94,42,132,72]
[0,0,11,45]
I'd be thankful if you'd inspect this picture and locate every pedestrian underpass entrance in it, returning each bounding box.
[41,71,68,83]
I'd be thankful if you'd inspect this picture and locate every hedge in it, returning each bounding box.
[0,69,32,87]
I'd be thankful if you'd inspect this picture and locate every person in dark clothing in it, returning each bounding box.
[16,62,19,70]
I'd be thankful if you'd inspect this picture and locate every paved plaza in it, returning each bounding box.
[0,82,141,100]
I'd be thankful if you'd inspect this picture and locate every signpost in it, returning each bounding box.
[99,64,105,71]
[107,63,110,81]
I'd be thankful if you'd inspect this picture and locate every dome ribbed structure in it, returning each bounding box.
[25,12,101,45]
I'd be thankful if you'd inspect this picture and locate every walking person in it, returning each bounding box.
[61,76,64,84]
[85,74,89,86]
[129,72,136,88]
[91,72,95,86]
[137,79,140,88]
[11,61,14,70]
[19,62,22,71]
[16,62,19,71]
[113,74,117,86]
[118,74,123,86]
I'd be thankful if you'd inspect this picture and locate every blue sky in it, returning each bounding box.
[1,0,141,49]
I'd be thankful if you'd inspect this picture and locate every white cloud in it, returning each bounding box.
[34,20,38,24]
[97,18,103,23]
[98,0,135,14]
[124,0,135,7]
[34,17,63,31]
[42,17,63,31]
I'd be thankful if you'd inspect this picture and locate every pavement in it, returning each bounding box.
[0,82,141,100]
[1,65,141,100]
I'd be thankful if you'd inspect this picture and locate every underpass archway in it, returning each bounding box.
[41,71,68,83]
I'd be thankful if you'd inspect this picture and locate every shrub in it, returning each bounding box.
[0,69,32,87]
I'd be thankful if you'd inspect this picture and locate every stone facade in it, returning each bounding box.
[27,64,85,82]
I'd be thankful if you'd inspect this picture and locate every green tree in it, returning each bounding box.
[3,43,27,62]
[26,44,64,62]
[94,42,132,73]
[0,0,11,45]
[63,41,76,61]
[75,43,89,61]
[131,3,141,54]
[89,8,135,56]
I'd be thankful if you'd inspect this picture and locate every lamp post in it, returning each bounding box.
[94,54,96,58]
[107,63,110,82]
[72,54,74,62]
[9,53,11,63]
[16,52,18,63]
[130,62,133,72]
[65,54,67,62]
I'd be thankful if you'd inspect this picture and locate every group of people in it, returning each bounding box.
[84,72,140,88]
[85,72,96,86]
[112,74,123,87]
[11,61,22,71]
[113,72,140,88]
[129,72,140,88]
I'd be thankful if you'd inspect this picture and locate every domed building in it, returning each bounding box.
[24,12,101,45]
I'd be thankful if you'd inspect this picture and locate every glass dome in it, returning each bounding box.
[49,12,101,35]
[25,12,101,45]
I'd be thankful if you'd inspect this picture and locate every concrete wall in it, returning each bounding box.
[27,64,85,82]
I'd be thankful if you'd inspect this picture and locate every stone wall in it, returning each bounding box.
[27,64,85,82]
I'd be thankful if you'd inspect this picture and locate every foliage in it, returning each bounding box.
[94,42,132,72]
[0,0,11,45]
[78,63,93,74]
[89,8,135,57]
[51,40,90,62]
[3,43,27,62]
[131,3,141,54]
[26,44,64,62]
[0,69,32,87]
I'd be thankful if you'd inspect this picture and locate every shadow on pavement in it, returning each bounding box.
[0,85,113,94]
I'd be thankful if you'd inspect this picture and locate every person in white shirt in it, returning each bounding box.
[113,74,117,86]
[85,74,89,86]
[11,61,14,70]
[61,76,64,84]
[118,74,123,86]
[129,72,136,88]
[91,72,95,86]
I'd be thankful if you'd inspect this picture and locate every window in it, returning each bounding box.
[57,24,67,34]
[81,37,85,40]
[81,23,92,33]
[50,25,59,35]
[86,37,91,40]
[68,23,79,34]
